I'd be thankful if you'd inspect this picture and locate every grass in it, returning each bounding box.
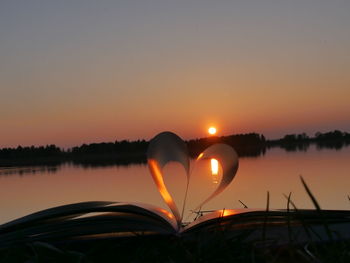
[1,177,350,263]
[2,230,349,263]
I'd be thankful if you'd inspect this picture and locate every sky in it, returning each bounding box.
[1,0,349,148]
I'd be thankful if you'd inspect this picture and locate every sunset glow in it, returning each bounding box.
[0,1,349,148]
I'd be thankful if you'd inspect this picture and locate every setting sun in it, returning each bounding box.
[208,127,217,135]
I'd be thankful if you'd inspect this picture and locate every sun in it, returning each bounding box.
[208,127,217,135]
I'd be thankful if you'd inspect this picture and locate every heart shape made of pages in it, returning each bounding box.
[147,131,239,228]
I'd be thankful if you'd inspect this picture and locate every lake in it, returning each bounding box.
[1,145,349,224]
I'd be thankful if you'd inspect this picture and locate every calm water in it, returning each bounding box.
[1,145,349,224]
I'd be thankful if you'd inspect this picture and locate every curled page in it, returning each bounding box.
[147,132,190,229]
[195,143,239,210]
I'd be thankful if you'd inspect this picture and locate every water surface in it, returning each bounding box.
[0,145,349,224]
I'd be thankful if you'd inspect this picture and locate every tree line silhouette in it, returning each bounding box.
[0,130,349,167]
[268,130,350,152]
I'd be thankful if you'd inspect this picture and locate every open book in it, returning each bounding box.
[0,131,241,243]
[1,132,350,247]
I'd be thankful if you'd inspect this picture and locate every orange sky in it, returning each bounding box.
[1,1,349,148]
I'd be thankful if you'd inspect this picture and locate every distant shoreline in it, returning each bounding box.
[0,130,349,168]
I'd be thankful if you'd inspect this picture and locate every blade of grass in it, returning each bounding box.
[300,176,321,211]
[238,200,248,208]
[300,176,333,242]
[262,191,269,243]
[286,192,294,244]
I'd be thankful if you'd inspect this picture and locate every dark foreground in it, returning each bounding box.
[1,222,350,263]
[0,234,349,263]
[1,203,350,263]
